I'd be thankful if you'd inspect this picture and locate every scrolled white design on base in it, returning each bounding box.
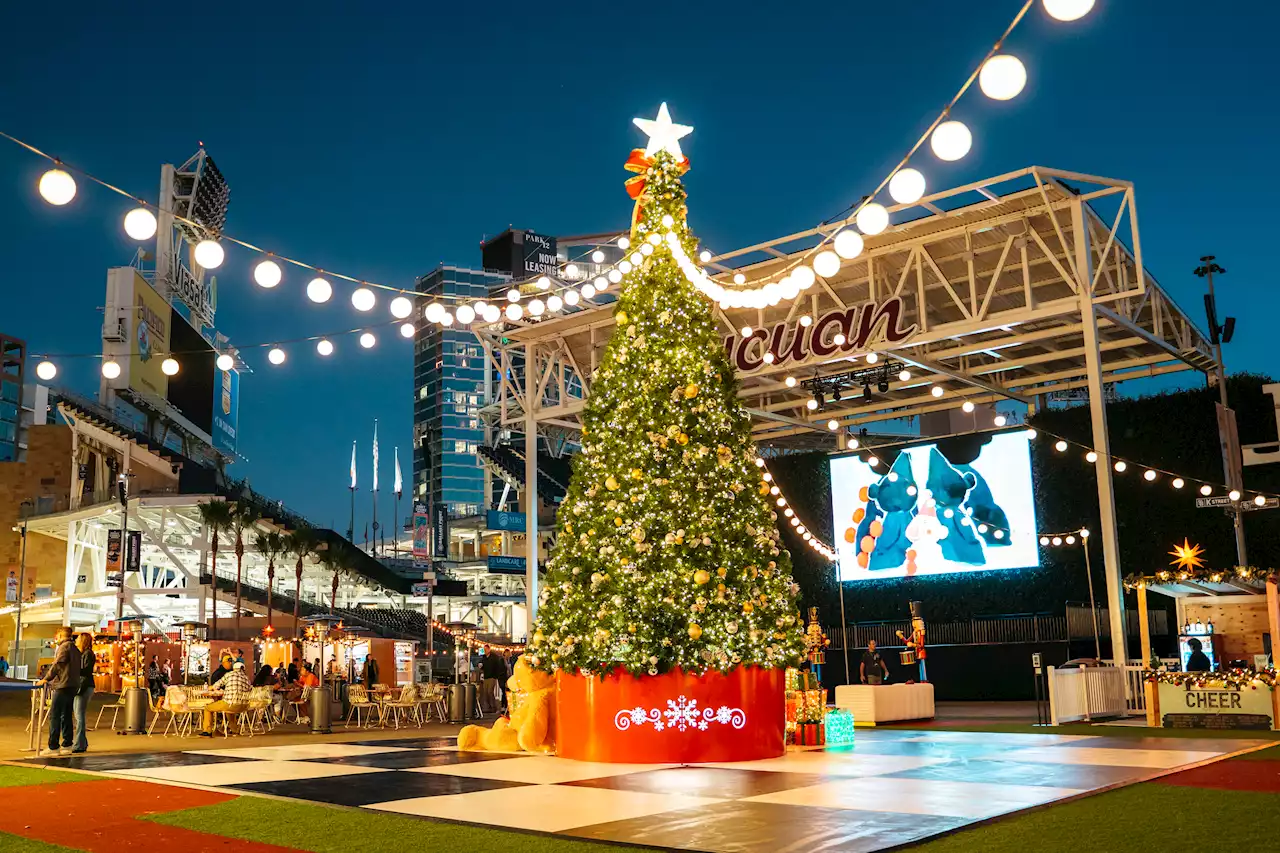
[612,695,746,733]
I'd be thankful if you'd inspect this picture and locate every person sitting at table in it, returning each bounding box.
[252,664,275,687]
[287,656,300,683]
[208,653,234,686]
[298,662,320,688]
[199,661,252,737]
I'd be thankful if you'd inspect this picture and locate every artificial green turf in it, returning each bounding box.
[0,832,83,852]
[0,765,96,788]
[906,782,1280,852]
[146,795,647,853]
[895,721,1280,741]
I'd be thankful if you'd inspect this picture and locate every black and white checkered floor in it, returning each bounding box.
[29,730,1271,852]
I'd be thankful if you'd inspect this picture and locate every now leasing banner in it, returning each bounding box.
[1157,682,1275,730]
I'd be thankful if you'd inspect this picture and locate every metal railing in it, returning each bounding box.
[828,612,1068,650]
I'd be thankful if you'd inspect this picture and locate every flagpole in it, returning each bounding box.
[348,440,357,543]
[393,447,402,559]
[371,419,380,558]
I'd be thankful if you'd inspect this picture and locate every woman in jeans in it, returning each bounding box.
[72,633,96,753]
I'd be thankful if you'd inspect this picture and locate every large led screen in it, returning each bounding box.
[830,430,1039,581]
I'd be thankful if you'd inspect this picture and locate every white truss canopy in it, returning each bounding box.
[478,166,1217,444]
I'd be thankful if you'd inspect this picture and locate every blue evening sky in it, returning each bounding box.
[1,1,1275,530]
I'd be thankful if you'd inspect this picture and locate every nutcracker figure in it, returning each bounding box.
[895,600,927,682]
[803,607,829,684]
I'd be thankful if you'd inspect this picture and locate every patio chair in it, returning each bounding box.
[238,687,274,736]
[416,684,447,724]
[94,693,127,731]
[286,686,313,724]
[384,684,419,729]
[345,684,375,728]
[149,686,195,736]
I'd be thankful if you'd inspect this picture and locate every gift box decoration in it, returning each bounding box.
[793,721,825,746]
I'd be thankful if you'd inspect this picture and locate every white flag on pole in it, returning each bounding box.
[394,447,403,497]
[372,420,380,493]
[349,441,357,490]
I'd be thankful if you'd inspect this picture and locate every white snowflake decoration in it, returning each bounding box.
[613,695,746,733]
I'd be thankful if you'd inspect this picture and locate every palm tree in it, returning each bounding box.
[253,529,286,633]
[197,500,235,639]
[284,526,319,639]
[231,501,262,641]
[319,541,360,615]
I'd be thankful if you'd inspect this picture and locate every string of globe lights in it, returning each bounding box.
[668,0,1097,307]
[753,455,838,562]
[29,316,410,383]
[11,1,1096,333]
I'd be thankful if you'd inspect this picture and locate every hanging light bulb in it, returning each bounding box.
[35,360,56,381]
[784,376,797,388]
[979,55,1028,101]
[962,400,975,413]
[888,168,927,204]
[897,369,911,382]
[536,276,551,291]
[528,299,546,317]
[123,208,158,240]
[1229,489,1241,501]
[699,250,712,263]
[316,339,334,356]
[351,287,376,312]
[1199,484,1212,496]
[1055,440,1068,452]
[806,399,819,411]
[617,237,630,250]
[307,278,332,303]
[455,304,476,324]
[194,239,225,269]
[813,251,841,278]
[931,385,944,398]
[994,414,1007,427]
[1144,470,1158,481]
[1040,536,1050,546]
[1086,450,1098,463]
[855,203,890,236]
[591,250,605,264]
[389,296,413,319]
[564,290,580,306]
[740,325,753,337]
[827,419,839,431]
[564,264,579,279]
[505,303,523,321]
[216,353,234,371]
[101,359,121,379]
[359,332,376,349]
[581,283,597,299]
[506,289,521,303]
[1255,495,1267,507]
[1043,0,1095,22]
[1172,478,1185,489]
[547,295,564,312]
[799,315,813,327]
[483,305,502,323]
[161,357,180,376]
[732,273,746,285]
[253,259,282,288]
[930,120,973,161]
[608,270,623,284]
[833,230,864,260]
[441,313,454,327]
[865,353,879,364]
[1114,460,1127,472]
[38,168,77,205]
[400,322,416,338]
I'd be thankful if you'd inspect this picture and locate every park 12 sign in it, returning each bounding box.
[722,296,917,373]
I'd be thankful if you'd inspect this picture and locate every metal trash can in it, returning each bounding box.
[310,686,332,734]
[464,683,478,719]
[122,687,148,734]
[448,683,467,723]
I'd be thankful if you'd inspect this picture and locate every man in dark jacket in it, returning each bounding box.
[361,654,380,688]
[481,646,508,714]
[34,627,80,755]
[73,633,96,753]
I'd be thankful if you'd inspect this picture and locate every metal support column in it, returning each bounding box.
[1073,200,1128,667]
[524,342,540,624]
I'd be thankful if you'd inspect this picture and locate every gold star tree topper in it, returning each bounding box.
[1168,538,1205,571]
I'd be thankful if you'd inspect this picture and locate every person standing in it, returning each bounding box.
[72,633,96,754]
[34,627,81,755]
[859,639,890,685]
[361,653,380,689]
[0,656,9,678]
[146,655,162,699]
[481,646,506,714]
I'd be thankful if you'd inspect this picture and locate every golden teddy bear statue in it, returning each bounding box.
[457,654,556,753]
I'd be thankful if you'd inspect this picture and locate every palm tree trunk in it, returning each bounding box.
[266,559,275,631]
[294,560,302,639]
[210,539,218,638]
[331,572,339,615]
[235,535,244,641]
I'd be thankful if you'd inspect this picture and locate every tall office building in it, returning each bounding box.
[412,266,510,518]
[0,334,26,462]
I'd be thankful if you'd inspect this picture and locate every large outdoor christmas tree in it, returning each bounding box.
[528,106,805,680]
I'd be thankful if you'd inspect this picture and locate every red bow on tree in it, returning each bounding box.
[623,148,689,236]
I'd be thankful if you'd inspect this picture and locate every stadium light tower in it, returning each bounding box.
[155,148,231,329]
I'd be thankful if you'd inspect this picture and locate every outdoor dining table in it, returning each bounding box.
[369,684,396,726]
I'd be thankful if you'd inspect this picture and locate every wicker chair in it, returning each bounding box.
[345,684,376,728]
[416,684,448,724]
[238,686,275,736]
[384,684,419,729]
[286,686,313,724]
[149,686,197,736]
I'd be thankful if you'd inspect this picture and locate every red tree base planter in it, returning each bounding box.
[555,665,785,763]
